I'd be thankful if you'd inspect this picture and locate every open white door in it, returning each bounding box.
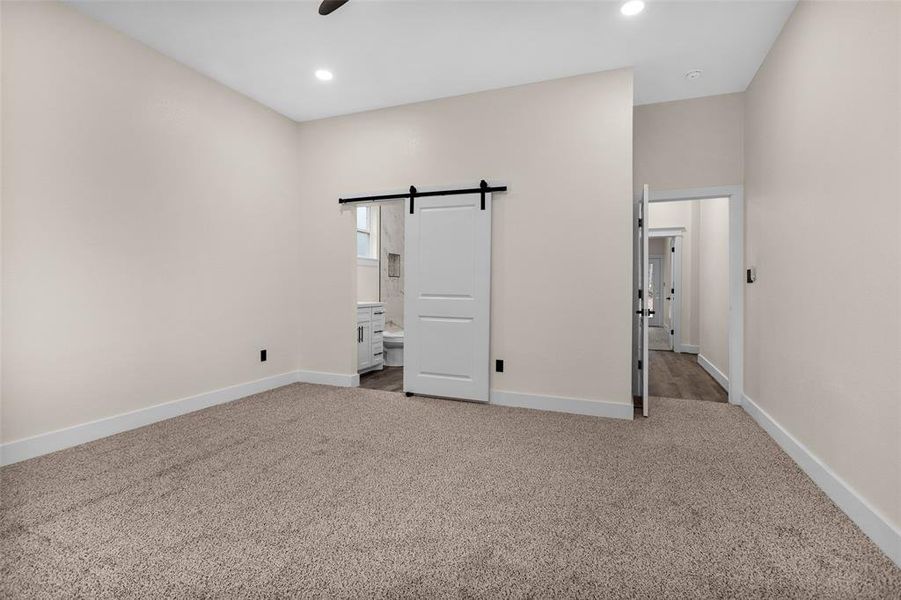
[672,236,683,354]
[404,191,491,402]
[667,238,676,350]
[640,184,650,416]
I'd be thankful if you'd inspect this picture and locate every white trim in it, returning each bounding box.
[0,371,300,467]
[356,256,379,267]
[697,354,728,390]
[726,188,744,405]
[679,343,699,354]
[648,185,742,203]
[296,370,360,387]
[646,185,743,405]
[742,393,901,567]
[648,227,686,237]
[671,236,683,354]
[490,390,634,421]
[0,369,363,466]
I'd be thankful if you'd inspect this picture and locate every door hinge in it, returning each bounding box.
[671,288,675,294]
[638,218,643,228]
[637,360,643,370]
[671,247,675,253]
[409,185,417,214]
[671,329,674,335]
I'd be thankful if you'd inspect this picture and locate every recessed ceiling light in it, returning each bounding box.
[685,69,703,81]
[620,1,645,16]
[315,69,333,82]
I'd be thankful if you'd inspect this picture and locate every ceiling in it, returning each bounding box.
[70,1,796,122]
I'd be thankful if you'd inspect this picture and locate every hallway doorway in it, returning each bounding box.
[645,196,730,404]
[634,185,742,413]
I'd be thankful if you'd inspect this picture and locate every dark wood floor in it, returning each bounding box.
[359,366,404,393]
[364,355,724,403]
[648,350,728,403]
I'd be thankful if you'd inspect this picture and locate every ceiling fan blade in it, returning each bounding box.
[319,0,349,16]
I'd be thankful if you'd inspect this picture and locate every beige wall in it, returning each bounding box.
[1,2,304,442]
[745,0,900,528]
[1,6,634,441]
[634,92,744,195]
[295,70,634,406]
[698,197,729,376]
[649,200,699,348]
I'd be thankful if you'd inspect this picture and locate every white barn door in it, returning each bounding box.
[404,192,491,402]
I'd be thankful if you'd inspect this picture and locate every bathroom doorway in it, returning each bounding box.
[346,181,497,402]
[355,202,405,392]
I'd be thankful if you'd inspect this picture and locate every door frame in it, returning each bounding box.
[343,180,506,384]
[647,185,744,405]
[648,228,684,353]
[348,199,403,372]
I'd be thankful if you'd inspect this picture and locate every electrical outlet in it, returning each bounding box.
[260,349,267,362]
[495,359,504,373]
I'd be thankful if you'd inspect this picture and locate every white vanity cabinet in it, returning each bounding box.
[357,303,385,373]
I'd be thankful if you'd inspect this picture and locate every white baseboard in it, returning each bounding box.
[697,354,728,391]
[679,344,699,354]
[742,393,900,567]
[490,390,633,421]
[0,370,301,467]
[296,370,360,387]
[0,368,362,467]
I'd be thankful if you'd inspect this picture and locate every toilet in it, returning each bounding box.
[383,329,404,367]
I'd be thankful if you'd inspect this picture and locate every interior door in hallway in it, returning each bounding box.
[404,191,491,402]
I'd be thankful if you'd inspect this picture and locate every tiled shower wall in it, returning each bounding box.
[379,204,404,329]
